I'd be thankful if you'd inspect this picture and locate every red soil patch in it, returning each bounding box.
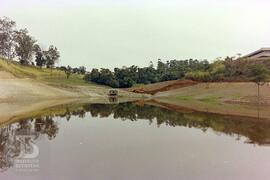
[128,80,198,95]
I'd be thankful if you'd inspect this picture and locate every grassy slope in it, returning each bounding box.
[0,58,111,99]
[0,58,147,99]
[0,58,89,86]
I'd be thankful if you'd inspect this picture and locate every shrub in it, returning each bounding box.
[185,71,211,82]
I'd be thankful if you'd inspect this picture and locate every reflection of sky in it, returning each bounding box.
[0,0,270,69]
[1,113,270,180]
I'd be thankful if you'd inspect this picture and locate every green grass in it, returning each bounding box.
[0,58,93,86]
[170,94,221,103]
[173,95,194,101]
[197,96,220,103]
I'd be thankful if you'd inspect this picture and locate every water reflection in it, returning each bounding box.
[1,101,270,172]
[0,117,58,172]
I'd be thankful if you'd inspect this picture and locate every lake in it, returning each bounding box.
[0,101,270,180]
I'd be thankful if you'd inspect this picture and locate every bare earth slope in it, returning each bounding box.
[128,79,198,95]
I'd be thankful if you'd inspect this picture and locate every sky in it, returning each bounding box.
[0,0,270,69]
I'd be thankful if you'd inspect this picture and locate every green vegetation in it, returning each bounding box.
[248,64,270,102]
[0,16,88,84]
[1,16,270,93]
[84,56,270,89]
[172,95,220,103]
[198,96,220,103]
[31,102,270,145]
[2,101,270,171]
[0,58,90,86]
[85,59,210,88]
[0,17,60,67]
[174,95,194,101]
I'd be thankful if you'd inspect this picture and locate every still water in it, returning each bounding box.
[0,102,270,180]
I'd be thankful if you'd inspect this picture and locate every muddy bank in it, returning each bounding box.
[150,98,270,121]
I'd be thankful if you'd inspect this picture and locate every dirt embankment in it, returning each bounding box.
[128,80,198,95]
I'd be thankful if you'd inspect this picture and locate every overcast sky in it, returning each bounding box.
[1,0,270,69]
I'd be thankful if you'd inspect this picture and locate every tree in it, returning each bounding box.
[83,73,91,82]
[78,66,86,74]
[209,61,225,81]
[72,67,79,74]
[14,29,36,65]
[185,71,211,82]
[64,65,72,79]
[89,68,100,82]
[248,65,269,103]
[0,17,16,60]
[138,66,158,84]
[45,45,60,68]
[85,68,119,87]
[114,66,139,88]
[99,68,119,88]
[33,44,46,68]
[71,66,86,74]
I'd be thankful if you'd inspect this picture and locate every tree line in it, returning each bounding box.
[84,59,211,88]
[84,57,270,88]
[2,16,269,86]
[0,16,60,68]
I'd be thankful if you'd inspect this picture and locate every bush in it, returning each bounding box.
[185,71,211,82]
[83,73,91,81]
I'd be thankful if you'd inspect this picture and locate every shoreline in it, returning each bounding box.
[151,98,270,121]
[2,94,270,128]
[1,71,270,124]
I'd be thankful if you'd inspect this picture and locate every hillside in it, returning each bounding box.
[0,58,89,85]
[155,82,270,104]
[0,59,145,102]
[127,75,270,105]
[126,80,270,119]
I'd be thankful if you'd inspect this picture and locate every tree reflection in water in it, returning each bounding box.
[0,116,58,172]
[1,101,270,171]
